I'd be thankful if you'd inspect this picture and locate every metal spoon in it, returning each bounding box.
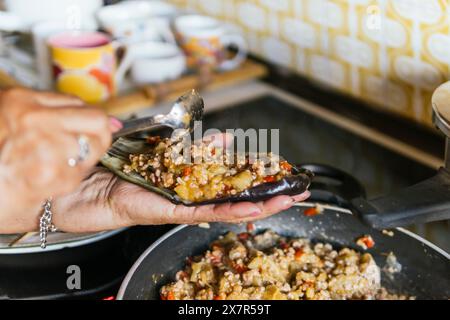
[112,90,204,140]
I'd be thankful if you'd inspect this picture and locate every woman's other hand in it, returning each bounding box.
[0,88,120,233]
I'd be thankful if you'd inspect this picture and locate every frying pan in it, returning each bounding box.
[117,164,450,300]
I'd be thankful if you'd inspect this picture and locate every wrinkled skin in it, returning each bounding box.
[0,88,310,234]
[52,166,311,233]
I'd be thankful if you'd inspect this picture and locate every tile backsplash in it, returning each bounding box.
[169,0,450,127]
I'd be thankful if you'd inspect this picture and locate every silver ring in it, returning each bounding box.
[68,135,90,167]
[77,135,90,161]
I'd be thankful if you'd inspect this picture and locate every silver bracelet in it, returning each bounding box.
[39,198,57,249]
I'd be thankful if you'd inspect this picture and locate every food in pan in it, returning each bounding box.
[303,204,324,217]
[383,252,402,280]
[121,136,311,204]
[382,229,394,237]
[356,235,375,250]
[160,230,412,300]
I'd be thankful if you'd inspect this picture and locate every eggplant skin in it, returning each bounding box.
[177,167,314,206]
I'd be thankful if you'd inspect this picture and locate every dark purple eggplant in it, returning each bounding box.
[101,136,313,206]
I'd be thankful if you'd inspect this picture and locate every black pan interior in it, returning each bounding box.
[119,206,450,300]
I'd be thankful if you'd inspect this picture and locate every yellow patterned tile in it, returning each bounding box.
[391,0,445,25]
[294,46,308,75]
[166,0,450,127]
[306,0,348,30]
[236,1,268,33]
[197,0,225,18]
[258,0,290,13]
[360,68,413,115]
[421,3,449,78]
[308,54,351,91]
[261,36,295,68]
[279,16,318,50]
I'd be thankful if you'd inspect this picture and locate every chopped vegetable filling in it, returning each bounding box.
[160,230,412,300]
[123,137,295,202]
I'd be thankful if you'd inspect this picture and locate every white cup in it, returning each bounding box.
[116,41,186,85]
[106,17,175,45]
[97,1,177,44]
[174,15,247,71]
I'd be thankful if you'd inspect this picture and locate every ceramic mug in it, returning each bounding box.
[97,0,177,44]
[97,0,177,27]
[104,17,175,45]
[174,15,247,71]
[32,20,96,90]
[116,41,186,85]
[48,31,121,103]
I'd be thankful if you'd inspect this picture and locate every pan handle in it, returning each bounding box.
[351,167,450,229]
[298,164,366,207]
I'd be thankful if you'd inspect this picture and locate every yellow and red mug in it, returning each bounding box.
[48,31,121,103]
[174,15,247,71]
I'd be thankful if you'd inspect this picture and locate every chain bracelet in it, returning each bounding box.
[39,198,57,249]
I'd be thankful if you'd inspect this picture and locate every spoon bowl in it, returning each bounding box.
[112,90,204,140]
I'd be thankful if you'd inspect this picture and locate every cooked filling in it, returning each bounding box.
[123,137,295,202]
[160,230,412,300]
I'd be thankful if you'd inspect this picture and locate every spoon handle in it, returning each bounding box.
[112,115,167,140]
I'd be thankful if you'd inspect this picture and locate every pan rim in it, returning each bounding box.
[0,228,128,254]
[116,202,449,300]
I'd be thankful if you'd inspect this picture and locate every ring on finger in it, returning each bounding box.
[68,135,90,167]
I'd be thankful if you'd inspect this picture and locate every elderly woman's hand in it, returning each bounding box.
[52,134,311,233]
[52,167,310,233]
[0,88,120,233]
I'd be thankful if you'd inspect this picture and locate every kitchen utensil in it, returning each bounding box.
[174,15,247,71]
[111,90,204,140]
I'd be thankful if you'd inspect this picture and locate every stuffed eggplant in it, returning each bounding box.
[101,135,312,206]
